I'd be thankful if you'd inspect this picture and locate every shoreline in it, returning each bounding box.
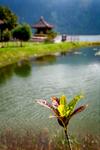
[0,41,100,68]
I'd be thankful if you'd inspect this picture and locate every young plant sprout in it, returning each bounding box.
[36,95,88,150]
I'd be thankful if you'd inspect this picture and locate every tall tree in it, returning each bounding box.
[0,6,18,31]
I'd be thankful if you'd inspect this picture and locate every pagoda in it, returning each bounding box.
[32,16,54,35]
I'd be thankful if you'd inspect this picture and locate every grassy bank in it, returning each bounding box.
[0,41,100,68]
[0,129,100,150]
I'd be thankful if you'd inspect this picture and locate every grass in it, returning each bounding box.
[0,41,100,68]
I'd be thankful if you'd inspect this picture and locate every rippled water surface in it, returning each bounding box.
[0,47,100,137]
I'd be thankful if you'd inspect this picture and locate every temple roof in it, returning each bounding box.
[32,16,54,29]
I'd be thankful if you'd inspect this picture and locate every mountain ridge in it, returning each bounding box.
[0,0,100,34]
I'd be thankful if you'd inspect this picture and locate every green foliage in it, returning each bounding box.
[36,94,87,150]
[67,95,84,116]
[57,95,84,117]
[59,95,67,105]
[0,6,18,31]
[12,24,32,42]
[2,29,11,42]
[58,95,67,117]
[45,30,57,43]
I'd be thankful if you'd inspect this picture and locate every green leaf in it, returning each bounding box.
[57,95,84,118]
[59,95,67,105]
[57,95,67,117]
[66,95,84,117]
[58,104,66,117]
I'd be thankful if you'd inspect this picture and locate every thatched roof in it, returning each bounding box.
[32,16,54,29]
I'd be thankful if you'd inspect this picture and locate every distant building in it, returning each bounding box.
[32,16,54,35]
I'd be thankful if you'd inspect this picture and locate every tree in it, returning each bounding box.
[12,24,32,46]
[0,6,17,31]
[2,29,11,42]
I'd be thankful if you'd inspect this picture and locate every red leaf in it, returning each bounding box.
[70,104,88,117]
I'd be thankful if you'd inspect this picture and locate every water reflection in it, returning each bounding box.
[59,47,100,66]
[14,61,31,77]
[60,51,67,56]
[0,55,56,84]
[0,47,100,84]
[0,65,14,84]
[0,61,32,84]
[34,55,56,64]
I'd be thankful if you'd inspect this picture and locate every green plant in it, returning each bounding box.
[45,30,57,43]
[36,95,88,150]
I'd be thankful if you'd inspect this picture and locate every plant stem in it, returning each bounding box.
[64,128,71,150]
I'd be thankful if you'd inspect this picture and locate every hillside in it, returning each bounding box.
[0,0,100,34]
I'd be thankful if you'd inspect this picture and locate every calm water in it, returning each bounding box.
[54,35,100,42]
[0,47,100,137]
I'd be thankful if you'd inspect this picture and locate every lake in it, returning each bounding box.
[54,35,100,42]
[0,46,100,139]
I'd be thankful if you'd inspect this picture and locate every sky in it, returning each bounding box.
[0,0,100,34]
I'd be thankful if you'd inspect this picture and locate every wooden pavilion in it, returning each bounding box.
[32,16,54,35]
